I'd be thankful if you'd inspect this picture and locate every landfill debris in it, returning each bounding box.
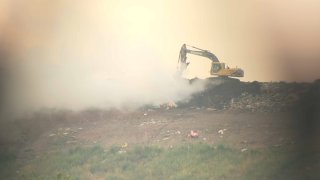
[118,150,126,154]
[143,113,148,116]
[218,129,227,135]
[188,130,199,138]
[139,119,163,126]
[121,142,128,148]
[162,137,170,141]
[206,107,216,111]
[241,140,248,144]
[160,100,178,109]
[168,101,178,108]
[178,79,310,112]
[241,148,248,152]
[49,133,56,137]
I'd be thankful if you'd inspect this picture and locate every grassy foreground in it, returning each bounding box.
[2,144,319,180]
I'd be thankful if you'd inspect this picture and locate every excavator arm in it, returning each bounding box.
[185,46,219,62]
[178,44,219,73]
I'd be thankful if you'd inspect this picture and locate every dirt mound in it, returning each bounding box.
[179,78,314,112]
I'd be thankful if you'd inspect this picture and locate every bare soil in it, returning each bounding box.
[17,108,298,156]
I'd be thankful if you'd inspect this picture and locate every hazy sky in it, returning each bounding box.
[1,0,319,81]
[1,0,319,110]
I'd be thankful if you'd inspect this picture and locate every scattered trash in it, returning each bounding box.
[139,119,165,126]
[143,113,148,116]
[167,101,178,109]
[178,79,307,112]
[241,148,248,152]
[162,137,170,141]
[65,128,70,131]
[78,127,83,130]
[118,150,126,154]
[188,130,199,138]
[203,137,207,141]
[218,129,227,135]
[160,100,178,109]
[66,140,77,144]
[206,107,216,111]
[175,131,181,135]
[63,132,68,135]
[49,134,56,137]
[241,140,248,144]
[121,142,128,148]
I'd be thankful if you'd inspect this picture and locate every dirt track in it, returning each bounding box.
[20,108,297,156]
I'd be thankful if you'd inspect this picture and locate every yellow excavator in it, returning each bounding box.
[177,44,244,78]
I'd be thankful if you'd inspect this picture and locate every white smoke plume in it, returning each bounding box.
[1,1,204,112]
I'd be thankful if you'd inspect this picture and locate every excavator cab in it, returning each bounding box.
[211,62,225,73]
[211,62,244,77]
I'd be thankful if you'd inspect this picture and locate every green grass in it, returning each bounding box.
[3,144,318,180]
[0,151,17,178]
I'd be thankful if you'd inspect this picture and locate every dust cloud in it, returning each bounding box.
[1,0,320,113]
[0,1,204,112]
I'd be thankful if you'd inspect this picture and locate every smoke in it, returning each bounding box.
[1,1,204,112]
[2,0,319,113]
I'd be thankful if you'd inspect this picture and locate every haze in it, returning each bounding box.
[1,0,319,111]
